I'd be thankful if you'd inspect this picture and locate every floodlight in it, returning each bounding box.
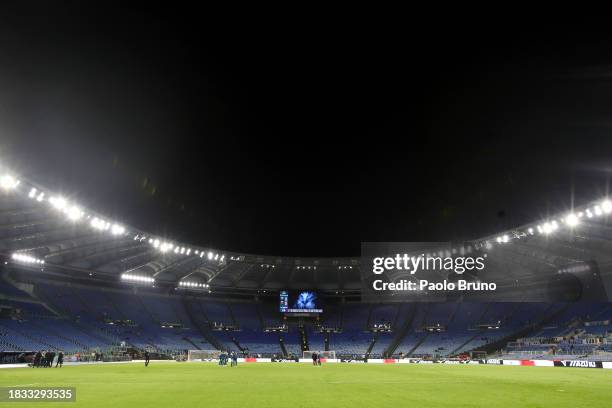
[565,213,579,227]
[0,174,19,190]
[67,206,84,221]
[111,224,125,235]
[49,196,68,210]
[594,205,603,216]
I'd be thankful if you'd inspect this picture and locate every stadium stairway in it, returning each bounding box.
[365,333,378,357]
[136,294,159,324]
[182,298,224,350]
[256,305,265,329]
[228,335,246,352]
[227,305,239,327]
[473,303,574,356]
[299,326,309,351]
[365,304,374,328]
[406,333,430,356]
[384,304,417,356]
[449,331,484,355]
[279,336,288,357]
[182,337,201,350]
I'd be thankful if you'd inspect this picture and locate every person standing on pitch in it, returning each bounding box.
[144,350,150,367]
[231,351,238,367]
[311,352,318,366]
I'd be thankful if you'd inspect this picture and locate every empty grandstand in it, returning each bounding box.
[1,170,612,364]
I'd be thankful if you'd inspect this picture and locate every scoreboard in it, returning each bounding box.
[279,290,322,314]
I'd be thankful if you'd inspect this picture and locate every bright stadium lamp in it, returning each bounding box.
[602,199,612,214]
[49,196,68,210]
[594,205,603,216]
[111,224,125,235]
[0,174,20,190]
[565,213,579,227]
[67,205,84,221]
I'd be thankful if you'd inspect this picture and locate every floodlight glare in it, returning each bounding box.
[594,205,603,216]
[67,206,84,221]
[565,213,579,227]
[49,196,68,210]
[0,174,20,190]
[541,222,554,234]
[111,224,125,235]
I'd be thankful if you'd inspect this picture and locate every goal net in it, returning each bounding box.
[303,350,336,360]
[187,350,223,361]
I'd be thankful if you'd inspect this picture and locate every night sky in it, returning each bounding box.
[1,6,612,256]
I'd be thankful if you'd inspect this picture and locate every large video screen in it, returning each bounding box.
[279,290,322,313]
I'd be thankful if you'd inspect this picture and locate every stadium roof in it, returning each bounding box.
[2,166,612,294]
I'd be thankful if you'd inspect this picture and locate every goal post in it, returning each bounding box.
[303,350,336,360]
[187,350,223,361]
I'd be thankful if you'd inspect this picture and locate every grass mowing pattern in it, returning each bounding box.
[1,362,612,407]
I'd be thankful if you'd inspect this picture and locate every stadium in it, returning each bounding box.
[2,6,612,408]
[2,169,612,406]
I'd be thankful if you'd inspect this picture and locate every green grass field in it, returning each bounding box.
[1,362,612,407]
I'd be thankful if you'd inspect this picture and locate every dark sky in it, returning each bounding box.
[1,6,612,256]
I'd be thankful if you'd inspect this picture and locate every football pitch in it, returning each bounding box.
[1,362,612,407]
